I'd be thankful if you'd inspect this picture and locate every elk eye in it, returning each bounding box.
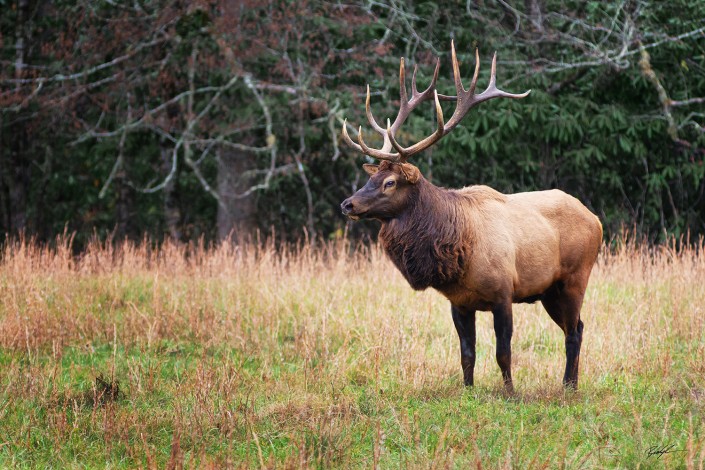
[384,180,396,189]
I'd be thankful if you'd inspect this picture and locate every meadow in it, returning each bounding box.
[0,234,703,468]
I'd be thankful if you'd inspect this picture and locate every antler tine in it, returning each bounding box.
[341,119,363,153]
[411,62,452,101]
[365,83,398,155]
[343,118,399,161]
[388,90,446,162]
[451,39,466,95]
[468,48,480,97]
[387,118,402,155]
[399,57,408,106]
[406,57,440,102]
[445,47,531,132]
[411,64,419,96]
[489,52,498,88]
[365,84,385,134]
[357,125,399,162]
[475,51,531,102]
[413,58,441,100]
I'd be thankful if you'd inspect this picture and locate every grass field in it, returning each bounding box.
[0,234,704,468]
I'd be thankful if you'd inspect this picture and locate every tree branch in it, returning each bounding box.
[670,97,705,108]
[99,95,132,198]
[2,36,170,85]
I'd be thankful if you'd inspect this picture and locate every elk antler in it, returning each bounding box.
[341,40,530,163]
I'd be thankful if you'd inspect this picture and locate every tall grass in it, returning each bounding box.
[0,234,703,468]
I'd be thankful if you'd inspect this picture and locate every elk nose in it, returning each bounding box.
[341,199,354,214]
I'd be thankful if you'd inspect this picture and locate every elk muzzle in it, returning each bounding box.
[340,197,361,220]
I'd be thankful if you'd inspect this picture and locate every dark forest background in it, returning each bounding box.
[1,0,704,247]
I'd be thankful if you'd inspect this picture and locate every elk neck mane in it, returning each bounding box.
[378,175,507,291]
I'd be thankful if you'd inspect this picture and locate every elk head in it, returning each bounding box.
[340,160,421,220]
[340,41,530,220]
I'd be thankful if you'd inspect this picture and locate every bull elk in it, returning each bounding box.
[340,41,602,391]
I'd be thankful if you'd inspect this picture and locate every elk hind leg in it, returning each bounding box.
[541,280,586,388]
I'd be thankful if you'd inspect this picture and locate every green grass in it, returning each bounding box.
[0,237,703,468]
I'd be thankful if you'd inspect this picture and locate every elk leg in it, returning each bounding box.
[492,302,514,392]
[541,281,586,389]
[564,319,584,388]
[451,305,476,386]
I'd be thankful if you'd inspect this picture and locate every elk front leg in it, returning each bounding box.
[492,302,514,392]
[451,305,476,386]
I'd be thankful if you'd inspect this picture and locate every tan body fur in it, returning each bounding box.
[437,185,602,311]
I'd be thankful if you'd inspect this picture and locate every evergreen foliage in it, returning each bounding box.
[1,0,703,244]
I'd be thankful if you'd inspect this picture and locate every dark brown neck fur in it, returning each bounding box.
[379,177,472,290]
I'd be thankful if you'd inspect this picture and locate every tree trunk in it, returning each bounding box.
[0,114,8,235]
[114,163,134,239]
[525,0,543,32]
[160,137,182,241]
[216,146,257,242]
[6,0,32,234]
[6,134,30,234]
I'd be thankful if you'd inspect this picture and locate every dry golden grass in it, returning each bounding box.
[0,234,704,468]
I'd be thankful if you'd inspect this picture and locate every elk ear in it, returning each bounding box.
[362,163,379,176]
[400,163,421,184]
